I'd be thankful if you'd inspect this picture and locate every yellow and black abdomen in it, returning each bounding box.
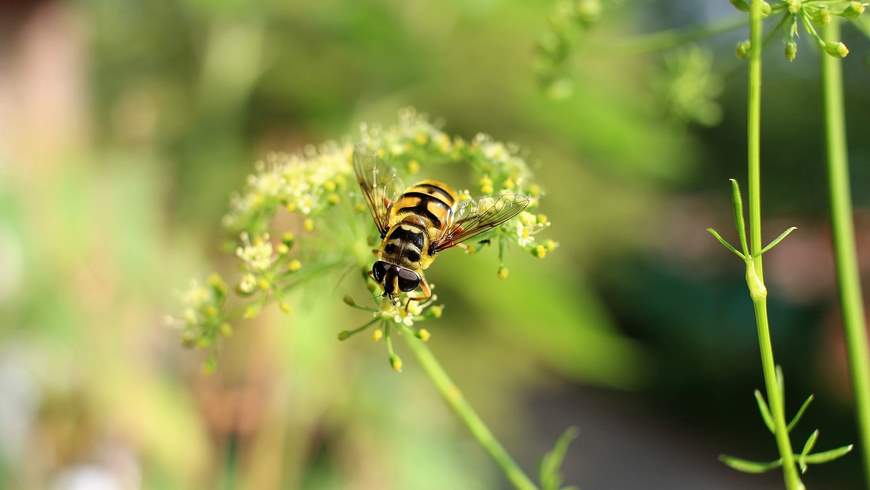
[388,180,458,236]
[380,180,458,271]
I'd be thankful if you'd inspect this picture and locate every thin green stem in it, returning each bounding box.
[821,18,870,488]
[747,3,764,276]
[402,333,538,490]
[746,2,803,489]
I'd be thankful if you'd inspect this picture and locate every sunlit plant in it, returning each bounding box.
[168,109,573,490]
[535,1,869,489]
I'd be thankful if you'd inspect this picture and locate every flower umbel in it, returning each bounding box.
[170,109,554,372]
[729,0,867,61]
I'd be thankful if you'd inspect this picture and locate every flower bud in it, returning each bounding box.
[785,41,798,61]
[815,7,832,24]
[343,295,356,307]
[736,40,751,60]
[389,355,403,372]
[337,330,351,341]
[372,328,383,341]
[497,265,510,280]
[844,1,866,18]
[407,160,421,174]
[416,329,431,342]
[428,305,444,319]
[288,259,303,272]
[303,218,315,232]
[533,244,548,258]
[220,323,233,337]
[279,301,292,314]
[787,0,801,14]
[825,41,849,58]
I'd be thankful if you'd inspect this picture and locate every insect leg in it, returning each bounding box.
[404,278,432,313]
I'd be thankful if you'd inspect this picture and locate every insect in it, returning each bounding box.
[353,146,530,305]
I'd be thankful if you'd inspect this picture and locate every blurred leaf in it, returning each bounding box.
[539,427,578,490]
[753,390,774,434]
[798,429,819,473]
[788,394,814,432]
[719,455,782,474]
[802,445,854,465]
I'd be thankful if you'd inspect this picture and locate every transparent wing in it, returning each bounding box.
[353,145,403,237]
[432,193,530,253]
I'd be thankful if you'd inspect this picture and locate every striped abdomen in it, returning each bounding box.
[382,180,459,269]
[388,180,458,234]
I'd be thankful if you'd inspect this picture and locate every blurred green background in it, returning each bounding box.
[1,0,869,488]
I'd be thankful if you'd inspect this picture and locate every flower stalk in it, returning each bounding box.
[745,3,803,488]
[821,17,870,488]
[402,331,538,490]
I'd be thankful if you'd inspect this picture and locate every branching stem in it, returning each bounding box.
[402,333,538,490]
[746,2,803,489]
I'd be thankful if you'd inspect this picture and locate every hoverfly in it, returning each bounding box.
[354,146,530,305]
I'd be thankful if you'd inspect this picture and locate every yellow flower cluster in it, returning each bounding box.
[173,109,555,371]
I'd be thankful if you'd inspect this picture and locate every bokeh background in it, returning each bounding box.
[2,0,870,489]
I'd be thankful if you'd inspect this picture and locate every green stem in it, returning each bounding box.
[403,334,538,490]
[821,18,870,489]
[746,2,803,489]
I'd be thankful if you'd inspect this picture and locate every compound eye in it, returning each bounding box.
[372,261,388,282]
[397,268,421,292]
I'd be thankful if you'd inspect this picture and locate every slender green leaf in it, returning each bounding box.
[760,226,797,255]
[798,430,819,473]
[787,394,814,432]
[801,430,819,457]
[707,228,745,259]
[728,179,750,256]
[540,427,578,490]
[803,445,854,464]
[707,228,745,258]
[719,454,782,474]
[775,365,785,401]
[754,390,775,433]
